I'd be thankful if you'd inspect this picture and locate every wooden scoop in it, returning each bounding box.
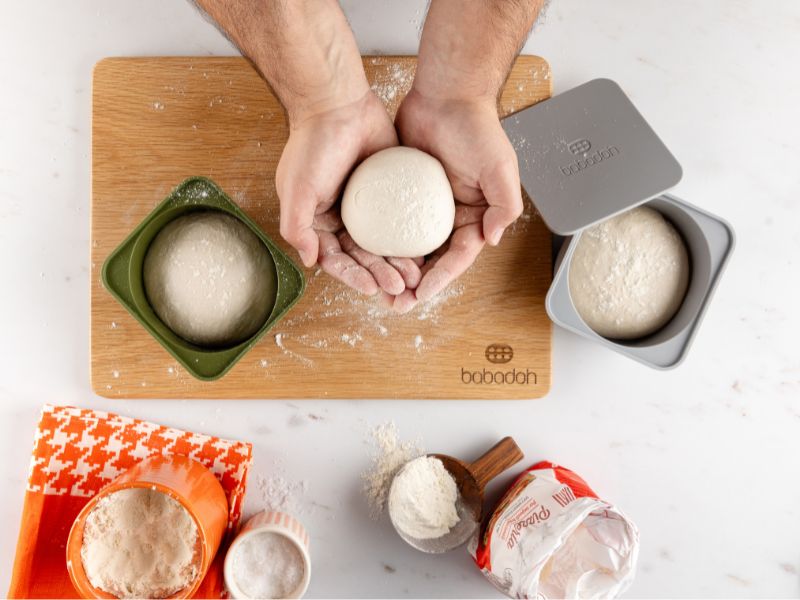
[432,436,525,522]
[390,436,524,553]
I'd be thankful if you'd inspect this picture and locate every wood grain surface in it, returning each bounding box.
[91,56,553,399]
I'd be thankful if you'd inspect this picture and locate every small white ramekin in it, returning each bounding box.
[224,510,311,599]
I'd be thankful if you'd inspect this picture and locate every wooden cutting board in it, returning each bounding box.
[91,56,553,399]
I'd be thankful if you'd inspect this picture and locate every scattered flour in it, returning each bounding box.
[255,472,309,515]
[274,333,314,368]
[268,272,466,370]
[369,62,415,105]
[414,282,465,323]
[414,335,424,352]
[362,421,424,519]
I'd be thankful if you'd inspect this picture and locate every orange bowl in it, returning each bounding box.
[66,454,228,599]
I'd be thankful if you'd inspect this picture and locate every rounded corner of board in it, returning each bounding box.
[92,57,117,79]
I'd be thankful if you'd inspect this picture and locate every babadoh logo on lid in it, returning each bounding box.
[561,137,621,177]
[568,138,592,155]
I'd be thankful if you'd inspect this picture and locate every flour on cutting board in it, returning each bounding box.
[104,265,467,381]
[274,333,314,368]
[266,269,466,368]
[369,62,416,105]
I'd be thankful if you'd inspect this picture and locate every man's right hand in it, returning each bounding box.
[276,91,422,296]
[194,1,421,297]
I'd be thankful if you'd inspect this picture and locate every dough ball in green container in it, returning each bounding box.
[143,211,277,347]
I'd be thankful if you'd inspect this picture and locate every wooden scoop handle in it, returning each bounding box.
[469,436,524,491]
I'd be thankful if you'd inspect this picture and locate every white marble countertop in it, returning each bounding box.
[1,1,798,597]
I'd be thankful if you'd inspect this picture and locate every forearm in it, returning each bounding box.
[193,0,369,124]
[414,0,543,101]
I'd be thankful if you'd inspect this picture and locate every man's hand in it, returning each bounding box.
[387,0,542,312]
[277,92,422,296]
[193,0,422,296]
[390,90,522,310]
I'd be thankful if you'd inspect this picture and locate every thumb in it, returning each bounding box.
[481,156,523,246]
[278,182,320,268]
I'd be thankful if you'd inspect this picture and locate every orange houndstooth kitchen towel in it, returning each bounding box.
[9,404,253,599]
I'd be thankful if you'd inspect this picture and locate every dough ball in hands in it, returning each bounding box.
[341,147,456,258]
[143,211,277,347]
[568,206,690,340]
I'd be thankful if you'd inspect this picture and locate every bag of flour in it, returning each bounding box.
[469,461,639,599]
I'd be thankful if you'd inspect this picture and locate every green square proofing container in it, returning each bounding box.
[101,177,306,381]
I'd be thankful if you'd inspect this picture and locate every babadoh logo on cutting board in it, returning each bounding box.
[560,137,621,177]
[460,344,538,385]
[485,344,514,364]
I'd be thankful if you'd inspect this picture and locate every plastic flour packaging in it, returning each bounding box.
[469,462,639,599]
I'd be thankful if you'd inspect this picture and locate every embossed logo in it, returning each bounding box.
[485,344,514,364]
[560,143,621,177]
[568,138,591,155]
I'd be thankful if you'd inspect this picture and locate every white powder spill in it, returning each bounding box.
[369,62,416,106]
[414,335,424,352]
[252,447,331,518]
[415,283,465,322]
[340,332,362,347]
[271,272,465,366]
[274,333,314,368]
[362,421,424,520]
[255,472,310,515]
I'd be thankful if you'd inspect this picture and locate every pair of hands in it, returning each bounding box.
[276,88,523,313]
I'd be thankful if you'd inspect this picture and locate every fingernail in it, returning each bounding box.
[299,249,313,266]
[490,229,503,245]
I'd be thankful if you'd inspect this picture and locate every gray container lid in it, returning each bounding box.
[503,78,683,235]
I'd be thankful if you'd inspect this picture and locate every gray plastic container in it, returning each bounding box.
[503,79,735,368]
[547,195,734,368]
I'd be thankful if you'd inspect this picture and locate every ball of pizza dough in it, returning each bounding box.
[568,206,690,340]
[143,211,276,347]
[341,147,455,257]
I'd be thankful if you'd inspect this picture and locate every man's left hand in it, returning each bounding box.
[389,88,523,312]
